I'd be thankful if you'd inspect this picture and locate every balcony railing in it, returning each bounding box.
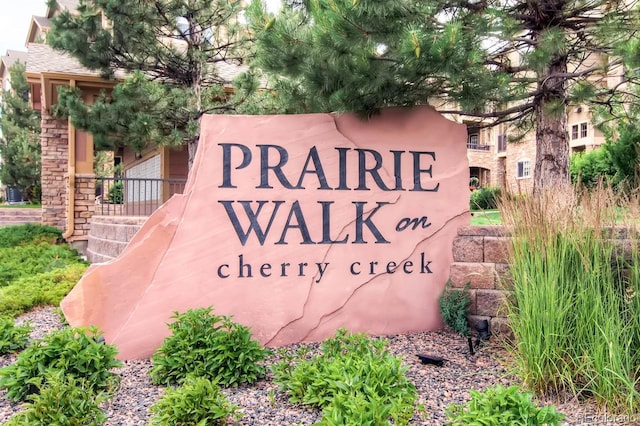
[467,143,491,151]
[95,177,187,216]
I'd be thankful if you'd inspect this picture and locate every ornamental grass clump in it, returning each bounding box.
[502,184,640,414]
[150,307,270,387]
[272,329,418,425]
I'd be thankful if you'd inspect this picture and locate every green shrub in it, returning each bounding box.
[0,224,62,248]
[470,186,501,210]
[0,263,87,318]
[0,318,31,355]
[150,307,269,387]
[0,242,86,287]
[148,376,242,425]
[0,326,121,401]
[570,148,616,189]
[438,280,470,336]
[445,385,565,425]
[272,329,418,425]
[108,181,123,204]
[5,371,108,426]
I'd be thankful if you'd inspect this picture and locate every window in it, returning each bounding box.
[468,134,479,145]
[580,122,588,138]
[517,159,531,179]
[497,134,507,152]
[571,124,579,140]
[571,122,588,139]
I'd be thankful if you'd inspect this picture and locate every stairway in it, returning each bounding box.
[0,208,42,227]
[87,215,147,263]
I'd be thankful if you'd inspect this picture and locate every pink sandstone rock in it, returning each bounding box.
[61,106,470,359]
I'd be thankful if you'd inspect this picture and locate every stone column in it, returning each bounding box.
[72,174,96,240]
[40,112,68,230]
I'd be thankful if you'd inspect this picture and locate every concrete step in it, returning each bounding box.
[87,215,147,263]
[0,208,42,227]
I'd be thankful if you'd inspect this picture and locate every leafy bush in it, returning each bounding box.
[148,376,242,425]
[570,148,615,189]
[0,263,87,318]
[438,280,470,336]
[108,181,123,204]
[0,318,31,355]
[5,371,108,426]
[445,385,565,425]
[0,326,121,401]
[0,224,62,248]
[470,186,501,210]
[150,307,269,387]
[604,121,640,190]
[272,329,418,425]
[0,242,86,287]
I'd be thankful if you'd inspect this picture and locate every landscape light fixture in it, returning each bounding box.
[474,319,491,349]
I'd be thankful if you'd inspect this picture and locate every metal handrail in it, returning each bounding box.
[95,177,187,216]
[467,143,491,151]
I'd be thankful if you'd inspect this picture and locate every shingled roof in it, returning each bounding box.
[26,43,127,79]
[48,0,80,18]
[1,50,29,71]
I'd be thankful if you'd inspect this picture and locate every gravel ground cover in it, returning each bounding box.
[0,307,634,425]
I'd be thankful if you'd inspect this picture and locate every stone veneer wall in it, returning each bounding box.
[449,226,511,334]
[72,175,96,240]
[41,112,68,230]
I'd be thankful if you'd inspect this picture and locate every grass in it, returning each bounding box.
[502,184,640,415]
[0,204,41,209]
[471,210,502,225]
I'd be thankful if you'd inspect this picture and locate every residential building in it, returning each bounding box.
[464,105,606,194]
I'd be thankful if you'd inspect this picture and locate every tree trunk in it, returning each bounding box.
[533,59,570,194]
[187,135,199,171]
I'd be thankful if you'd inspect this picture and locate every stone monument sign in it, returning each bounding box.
[61,106,470,359]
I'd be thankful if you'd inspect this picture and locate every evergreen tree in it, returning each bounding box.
[0,62,41,202]
[603,121,640,189]
[244,0,640,191]
[47,0,250,168]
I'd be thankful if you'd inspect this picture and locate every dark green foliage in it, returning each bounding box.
[0,224,62,248]
[48,0,250,162]
[438,280,470,336]
[0,327,121,402]
[272,329,418,425]
[108,181,123,204]
[0,62,41,202]
[470,187,502,210]
[148,376,243,425]
[5,371,108,426]
[445,385,565,425]
[0,264,87,318]
[604,122,640,190]
[570,122,640,192]
[246,0,639,190]
[570,148,616,189]
[150,307,269,387]
[0,243,85,286]
[0,318,31,355]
